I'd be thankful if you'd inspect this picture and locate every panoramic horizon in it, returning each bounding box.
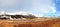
[0,0,60,17]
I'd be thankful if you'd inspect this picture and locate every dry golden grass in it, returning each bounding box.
[0,18,60,27]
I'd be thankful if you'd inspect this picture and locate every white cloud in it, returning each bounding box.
[30,0,56,17]
[0,0,21,7]
[0,0,56,17]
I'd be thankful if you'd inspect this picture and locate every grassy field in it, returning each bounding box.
[0,18,60,27]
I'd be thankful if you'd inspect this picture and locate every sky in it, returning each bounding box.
[0,0,60,17]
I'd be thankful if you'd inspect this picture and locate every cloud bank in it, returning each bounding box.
[0,0,56,17]
[30,0,56,17]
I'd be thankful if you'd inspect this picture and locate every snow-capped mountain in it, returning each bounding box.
[0,11,38,17]
[0,11,27,15]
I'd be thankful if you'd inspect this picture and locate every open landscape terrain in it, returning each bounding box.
[0,18,60,27]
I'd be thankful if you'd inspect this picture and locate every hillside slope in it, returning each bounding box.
[0,18,60,27]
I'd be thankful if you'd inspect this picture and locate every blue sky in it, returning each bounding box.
[56,0,60,11]
[0,0,60,17]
